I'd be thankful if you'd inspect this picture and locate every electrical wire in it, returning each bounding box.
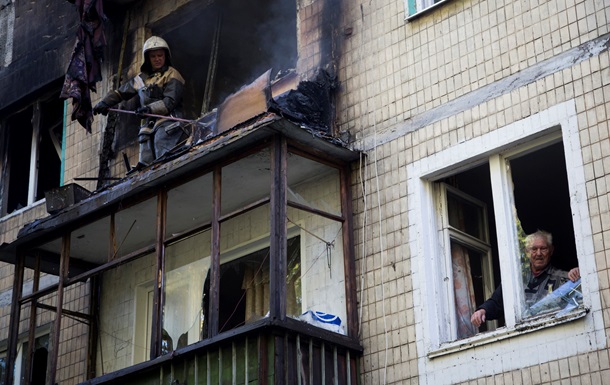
[373,129,389,385]
[358,3,390,384]
[358,152,368,337]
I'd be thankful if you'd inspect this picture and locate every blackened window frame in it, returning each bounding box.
[0,87,64,217]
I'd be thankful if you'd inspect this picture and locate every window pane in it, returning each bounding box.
[287,207,347,335]
[163,230,210,351]
[36,96,63,201]
[286,234,302,318]
[218,204,270,333]
[20,334,49,385]
[439,164,502,337]
[114,197,157,258]
[6,106,33,213]
[219,241,270,332]
[287,153,341,217]
[451,240,494,338]
[56,282,89,384]
[71,216,111,264]
[447,189,486,241]
[510,142,582,319]
[166,173,212,238]
[99,252,156,369]
[30,238,62,289]
[221,148,270,215]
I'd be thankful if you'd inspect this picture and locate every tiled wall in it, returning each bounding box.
[338,0,610,383]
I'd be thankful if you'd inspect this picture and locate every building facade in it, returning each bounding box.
[0,0,608,384]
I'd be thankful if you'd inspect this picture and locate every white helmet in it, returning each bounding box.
[141,36,172,70]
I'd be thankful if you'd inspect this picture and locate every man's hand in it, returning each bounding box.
[471,309,486,328]
[93,101,110,116]
[568,267,580,282]
[136,105,151,117]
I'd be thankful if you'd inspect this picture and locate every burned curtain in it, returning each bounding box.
[60,0,107,132]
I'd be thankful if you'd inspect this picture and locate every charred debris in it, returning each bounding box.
[42,68,348,219]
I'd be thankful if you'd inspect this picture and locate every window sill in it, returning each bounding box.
[427,307,589,359]
[0,199,47,221]
[405,0,450,22]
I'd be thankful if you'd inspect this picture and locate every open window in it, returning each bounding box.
[113,0,297,154]
[1,90,64,216]
[408,103,602,376]
[157,0,297,119]
[406,0,450,19]
[0,326,50,385]
[437,183,500,339]
[433,140,583,342]
[15,334,49,385]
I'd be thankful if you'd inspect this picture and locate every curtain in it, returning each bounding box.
[242,265,300,322]
[451,242,478,339]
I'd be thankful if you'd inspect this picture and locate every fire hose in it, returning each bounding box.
[108,108,197,124]
[106,108,212,174]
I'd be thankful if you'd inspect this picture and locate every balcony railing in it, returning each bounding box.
[82,318,362,385]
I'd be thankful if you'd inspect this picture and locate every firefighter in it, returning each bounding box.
[93,36,186,169]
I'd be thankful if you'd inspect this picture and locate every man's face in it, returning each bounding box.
[527,236,554,273]
[148,49,166,71]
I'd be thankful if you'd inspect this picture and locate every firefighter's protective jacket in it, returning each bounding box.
[100,65,185,136]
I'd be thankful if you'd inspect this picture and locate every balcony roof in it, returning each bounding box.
[0,70,359,275]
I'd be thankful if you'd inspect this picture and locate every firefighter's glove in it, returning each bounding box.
[93,101,110,116]
[136,106,151,118]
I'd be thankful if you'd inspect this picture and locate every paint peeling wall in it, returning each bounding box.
[337,0,610,383]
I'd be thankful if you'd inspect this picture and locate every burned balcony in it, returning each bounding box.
[0,70,361,385]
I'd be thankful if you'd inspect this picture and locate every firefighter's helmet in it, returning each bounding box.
[141,36,172,71]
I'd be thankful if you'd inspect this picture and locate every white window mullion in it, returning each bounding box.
[438,185,463,342]
[418,179,449,348]
[436,182,458,343]
[28,102,41,206]
[488,154,522,327]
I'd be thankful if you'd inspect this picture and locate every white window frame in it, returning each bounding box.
[405,0,450,20]
[407,100,605,383]
[437,183,499,339]
[2,97,65,217]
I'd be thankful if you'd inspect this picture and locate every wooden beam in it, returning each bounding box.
[48,233,70,385]
[269,135,287,320]
[259,333,268,385]
[218,196,270,223]
[340,164,359,338]
[35,302,93,322]
[19,244,156,304]
[286,200,345,223]
[216,70,271,134]
[209,165,222,336]
[151,191,167,359]
[5,248,25,385]
[87,275,100,379]
[24,254,41,385]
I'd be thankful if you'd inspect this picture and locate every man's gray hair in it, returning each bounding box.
[525,229,553,247]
